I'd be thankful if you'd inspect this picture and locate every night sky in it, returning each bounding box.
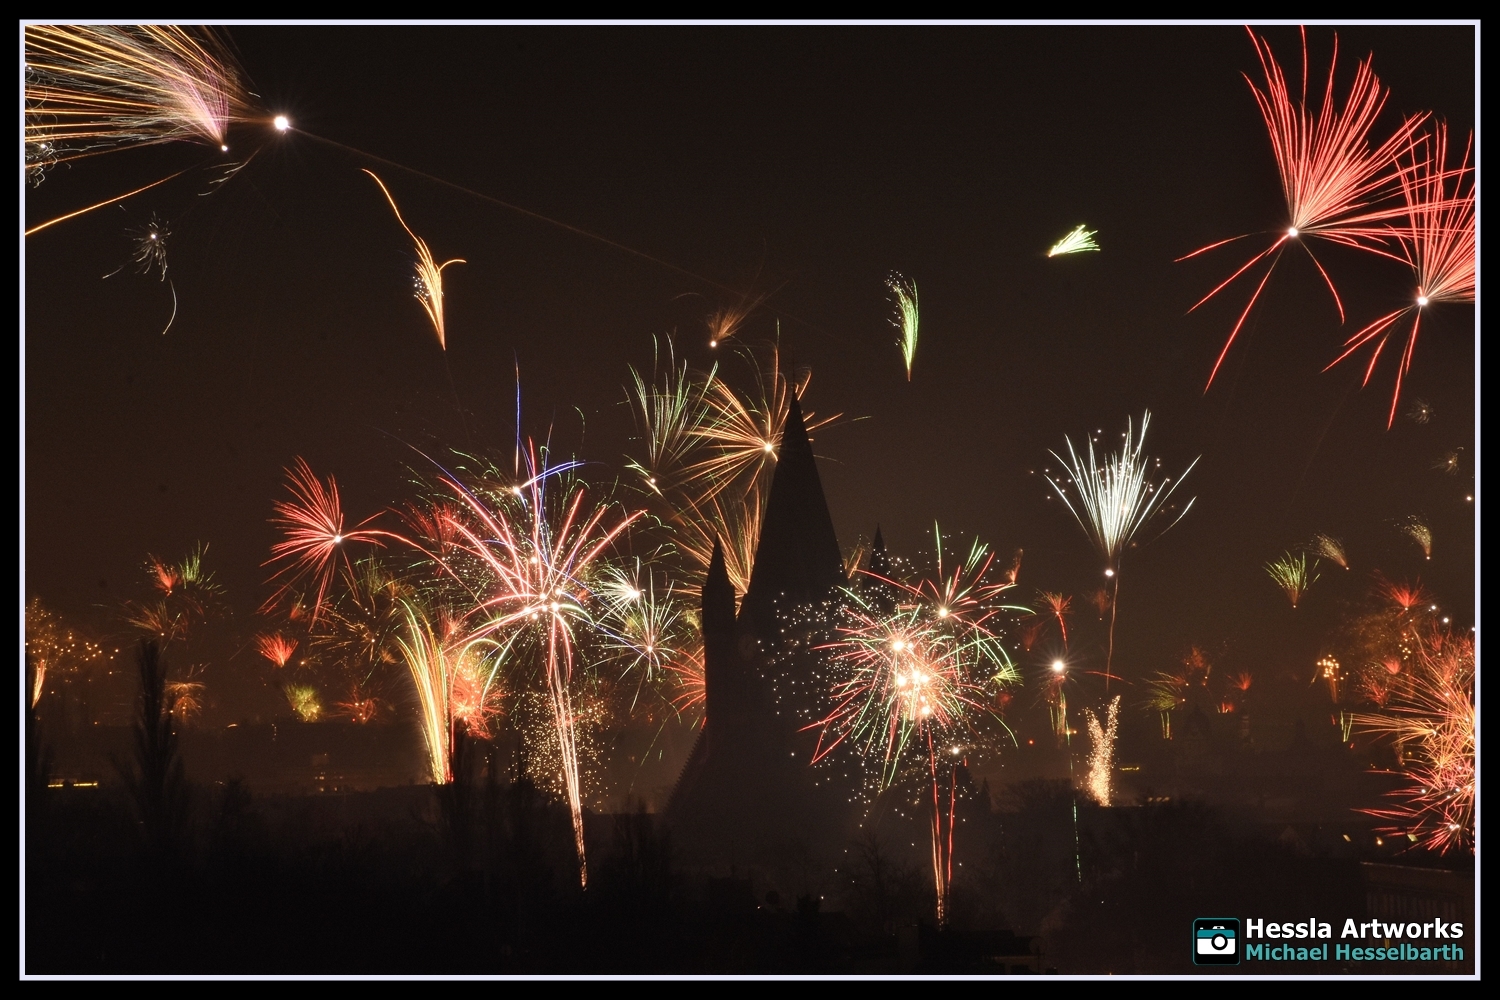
[24,25,1476,721]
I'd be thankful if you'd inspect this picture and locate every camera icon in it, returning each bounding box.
[1192,918,1240,965]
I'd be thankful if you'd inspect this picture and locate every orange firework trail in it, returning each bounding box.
[1182,28,1426,390]
[363,169,466,350]
[23,26,272,235]
[1326,124,1474,427]
[24,25,255,172]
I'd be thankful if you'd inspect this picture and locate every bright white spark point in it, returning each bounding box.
[273,115,290,131]
[332,534,342,544]
[1104,568,1115,577]
[892,639,907,652]
[1417,295,1429,306]
[937,607,949,618]
[1051,660,1066,673]
[762,441,774,453]
[220,144,228,152]
[1287,227,1299,238]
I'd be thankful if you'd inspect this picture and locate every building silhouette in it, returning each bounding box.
[664,394,855,865]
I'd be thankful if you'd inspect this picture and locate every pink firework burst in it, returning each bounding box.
[434,442,642,887]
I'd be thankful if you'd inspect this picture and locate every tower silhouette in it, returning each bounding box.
[664,394,852,864]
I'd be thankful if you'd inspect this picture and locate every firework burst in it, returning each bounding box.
[283,683,322,722]
[596,559,696,708]
[1355,629,1473,854]
[1182,28,1426,390]
[1048,225,1100,257]
[1398,515,1433,560]
[24,25,256,174]
[428,442,642,886]
[1047,411,1198,680]
[706,289,770,348]
[255,633,298,669]
[264,458,401,624]
[809,531,1021,923]
[1037,591,1072,649]
[363,169,466,350]
[625,342,839,597]
[1377,575,1429,615]
[1040,658,1073,741]
[1432,449,1462,475]
[1307,532,1349,570]
[101,213,172,281]
[623,341,711,495]
[1143,670,1187,740]
[1326,125,1474,426]
[887,273,920,381]
[1265,551,1320,608]
[688,349,837,500]
[665,642,707,720]
[25,598,115,709]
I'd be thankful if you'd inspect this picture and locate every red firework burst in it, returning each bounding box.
[1326,124,1474,426]
[263,457,398,623]
[1182,27,1425,389]
[255,632,298,668]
